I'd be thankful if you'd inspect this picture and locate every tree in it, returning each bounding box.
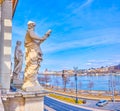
[88,81,94,91]
[62,70,70,92]
[70,81,74,90]
[78,81,82,92]
[55,78,60,90]
[42,74,51,87]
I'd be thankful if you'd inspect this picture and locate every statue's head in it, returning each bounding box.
[27,21,36,29]
[16,41,21,46]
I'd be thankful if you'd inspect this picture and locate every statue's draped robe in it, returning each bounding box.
[13,44,23,79]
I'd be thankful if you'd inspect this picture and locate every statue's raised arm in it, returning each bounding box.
[22,21,52,91]
[29,29,51,42]
[25,21,52,46]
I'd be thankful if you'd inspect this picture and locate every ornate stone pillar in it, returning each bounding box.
[0,0,12,90]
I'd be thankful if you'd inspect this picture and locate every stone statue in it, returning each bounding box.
[22,21,52,91]
[13,41,23,79]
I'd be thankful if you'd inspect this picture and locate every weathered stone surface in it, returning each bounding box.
[3,97,24,111]
[25,97,43,111]
[2,91,49,111]
[0,90,4,111]
[24,85,44,92]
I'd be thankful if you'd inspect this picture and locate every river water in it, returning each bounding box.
[38,74,120,91]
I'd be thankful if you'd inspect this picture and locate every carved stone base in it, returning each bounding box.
[13,79,23,85]
[12,79,23,89]
[24,97,43,111]
[2,90,49,111]
[25,85,44,92]
[22,81,44,91]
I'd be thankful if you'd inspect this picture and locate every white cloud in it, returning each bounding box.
[80,0,93,8]
[88,59,109,63]
[12,22,120,56]
[86,59,120,68]
[42,28,120,53]
[71,0,94,14]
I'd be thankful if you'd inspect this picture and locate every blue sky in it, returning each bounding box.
[12,0,120,72]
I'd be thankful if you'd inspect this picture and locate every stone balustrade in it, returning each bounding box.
[1,90,49,111]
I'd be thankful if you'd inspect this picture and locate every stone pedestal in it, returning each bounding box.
[12,79,23,89]
[2,90,49,111]
[24,97,43,111]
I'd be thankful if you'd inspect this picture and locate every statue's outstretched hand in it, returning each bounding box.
[38,29,52,43]
[46,29,52,36]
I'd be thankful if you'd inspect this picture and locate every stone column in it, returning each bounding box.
[0,0,12,90]
[0,2,2,84]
